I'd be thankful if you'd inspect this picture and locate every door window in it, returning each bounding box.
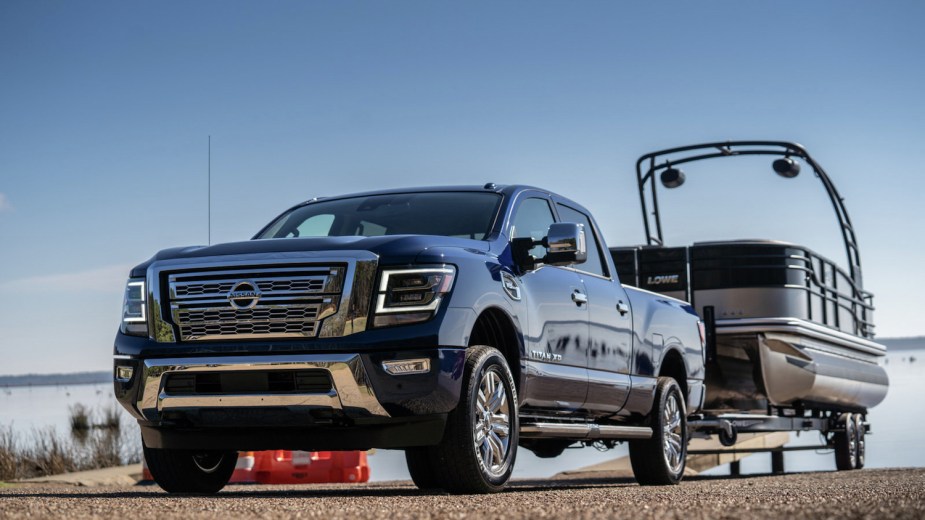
[512,197,556,259]
[556,204,608,277]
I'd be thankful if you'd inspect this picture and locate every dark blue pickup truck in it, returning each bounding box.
[113,184,705,493]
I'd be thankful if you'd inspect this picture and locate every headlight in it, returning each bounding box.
[120,278,148,337]
[373,266,456,327]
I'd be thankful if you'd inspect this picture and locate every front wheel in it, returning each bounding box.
[404,446,441,490]
[143,443,238,494]
[629,377,688,485]
[426,345,519,494]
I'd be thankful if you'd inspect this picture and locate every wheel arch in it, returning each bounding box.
[658,346,689,403]
[468,306,523,393]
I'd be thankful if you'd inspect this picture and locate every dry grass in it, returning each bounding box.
[68,404,91,434]
[0,404,141,482]
[0,426,15,480]
[100,406,122,430]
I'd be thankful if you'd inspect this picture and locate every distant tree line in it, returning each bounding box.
[878,337,925,351]
[0,371,110,387]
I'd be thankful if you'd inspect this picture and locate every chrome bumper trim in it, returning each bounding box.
[137,353,390,422]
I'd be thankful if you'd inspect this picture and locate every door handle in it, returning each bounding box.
[571,290,588,305]
[617,301,629,316]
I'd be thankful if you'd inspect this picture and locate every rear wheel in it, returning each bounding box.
[834,412,858,471]
[426,345,518,494]
[143,443,237,494]
[629,377,687,485]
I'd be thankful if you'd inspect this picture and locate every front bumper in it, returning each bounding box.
[135,353,392,422]
[114,347,466,450]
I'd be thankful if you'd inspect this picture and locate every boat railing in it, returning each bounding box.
[610,242,876,340]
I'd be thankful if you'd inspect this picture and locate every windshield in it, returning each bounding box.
[257,191,503,240]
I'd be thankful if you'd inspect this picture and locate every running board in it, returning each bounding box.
[519,422,653,440]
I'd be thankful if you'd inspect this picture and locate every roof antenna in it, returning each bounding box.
[208,135,211,245]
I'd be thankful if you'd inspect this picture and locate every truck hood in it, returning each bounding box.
[130,235,490,277]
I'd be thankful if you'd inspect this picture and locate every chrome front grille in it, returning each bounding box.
[177,306,320,323]
[174,278,326,297]
[167,265,344,341]
[180,312,319,338]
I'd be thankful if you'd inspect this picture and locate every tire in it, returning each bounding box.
[717,425,738,447]
[404,447,441,490]
[853,413,866,469]
[428,345,519,494]
[834,412,858,471]
[143,443,238,494]
[629,377,688,485]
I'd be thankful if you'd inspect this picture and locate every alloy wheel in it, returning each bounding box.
[662,392,684,475]
[473,369,511,477]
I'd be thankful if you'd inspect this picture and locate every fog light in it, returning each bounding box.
[382,358,431,375]
[116,366,134,382]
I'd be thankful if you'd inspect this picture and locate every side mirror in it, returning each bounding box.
[543,223,587,267]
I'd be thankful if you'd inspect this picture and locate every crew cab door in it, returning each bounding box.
[511,195,588,413]
[555,202,634,415]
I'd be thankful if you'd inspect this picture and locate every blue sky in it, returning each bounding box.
[1,1,923,375]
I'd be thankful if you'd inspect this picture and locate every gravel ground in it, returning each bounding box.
[2,468,923,519]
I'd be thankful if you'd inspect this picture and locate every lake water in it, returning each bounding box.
[2,345,922,481]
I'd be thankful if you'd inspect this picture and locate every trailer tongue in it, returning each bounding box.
[613,141,888,471]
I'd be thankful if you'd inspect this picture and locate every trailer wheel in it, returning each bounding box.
[853,413,866,469]
[718,424,738,447]
[427,345,518,493]
[629,377,687,485]
[143,443,237,494]
[834,412,858,471]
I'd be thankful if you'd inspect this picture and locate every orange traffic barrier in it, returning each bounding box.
[253,450,370,484]
[141,451,257,483]
[231,451,257,483]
